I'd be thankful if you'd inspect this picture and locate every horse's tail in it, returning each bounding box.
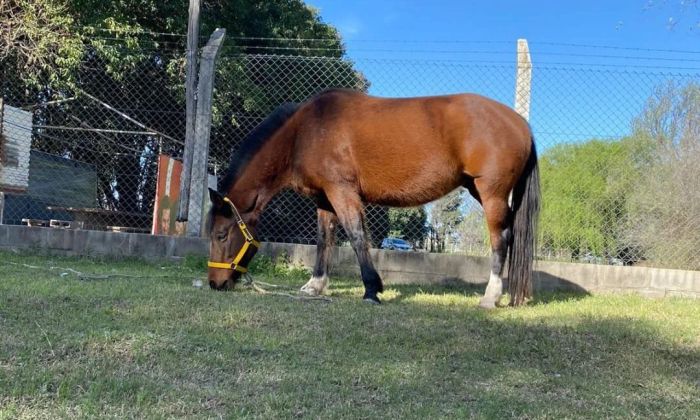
[508,138,540,306]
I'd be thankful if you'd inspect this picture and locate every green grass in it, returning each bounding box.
[1,251,699,419]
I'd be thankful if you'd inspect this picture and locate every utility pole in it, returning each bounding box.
[177,0,201,222]
[514,38,532,121]
[186,28,226,237]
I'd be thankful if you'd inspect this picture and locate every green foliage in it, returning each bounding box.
[1,0,365,222]
[387,207,427,244]
[249,253,310,281]
[183,253,207,270]
[540,80,699,270]
[2,0,353,94]
[539,137,653,259]
[429,189,465,252]
[0,0,85,89]
[82,20,154,83]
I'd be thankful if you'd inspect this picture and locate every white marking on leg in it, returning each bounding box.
[300,275,329,296]
[479,270,503,309]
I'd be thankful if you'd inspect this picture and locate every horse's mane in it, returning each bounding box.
[218,102,300,193]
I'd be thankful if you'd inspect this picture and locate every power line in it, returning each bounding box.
[79,30,700,59]
[3,120,150,156]
[80,26,188,38]
[228,36,343,43]
[33,131,146,158]
[229,36,512,45]
[227,36,700,55]
[77,27,700,56]
[218,53,700,70]
[530,41,700,55]
[223,44,700,62]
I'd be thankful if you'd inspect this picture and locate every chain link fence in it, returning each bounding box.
[1,36,698,270]
[1,46,186,232]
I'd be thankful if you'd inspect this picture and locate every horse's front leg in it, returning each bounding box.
[300,207,337,296]
[324,188,384,304]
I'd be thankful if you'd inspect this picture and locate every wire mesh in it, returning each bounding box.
[1,38,698,270]
[1,49,185,232]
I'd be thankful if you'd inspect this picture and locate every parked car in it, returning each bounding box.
[607,257,624,266]
[580,252,624,266]
[580,252,604,265]
[381,237,413,251]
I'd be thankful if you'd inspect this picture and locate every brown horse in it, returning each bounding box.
[207,89,539,307]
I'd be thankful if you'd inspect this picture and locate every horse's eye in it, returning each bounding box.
[216,231,228,241]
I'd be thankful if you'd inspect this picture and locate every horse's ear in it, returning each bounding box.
[209,188,225,211]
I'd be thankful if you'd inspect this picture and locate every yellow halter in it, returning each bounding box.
[207,197,260,273]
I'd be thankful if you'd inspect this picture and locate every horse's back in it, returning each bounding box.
[293,90,532,206]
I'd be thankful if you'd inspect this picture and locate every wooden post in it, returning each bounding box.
[514,38,532,121]
[186,28,226,237]
[177,0,201,222]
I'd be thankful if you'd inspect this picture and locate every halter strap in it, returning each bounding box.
[224,197,244,224]
[208,197,260,272]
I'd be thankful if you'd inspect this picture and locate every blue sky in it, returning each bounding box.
[308,1,700,55]
[306,1,700,148]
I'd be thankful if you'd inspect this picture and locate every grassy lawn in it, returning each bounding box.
[1,251,699,419]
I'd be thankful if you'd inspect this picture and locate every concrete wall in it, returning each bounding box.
[1,225,698,298]
[259,242,700,298]
[0,224,206,260]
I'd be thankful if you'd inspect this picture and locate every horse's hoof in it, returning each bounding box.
[300,277,328,297]
[300,286,320,297]
[363,296,381,305]
[478,300,497,310]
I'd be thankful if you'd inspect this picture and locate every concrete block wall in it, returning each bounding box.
[0,224,207,261]
[1,225,698,298]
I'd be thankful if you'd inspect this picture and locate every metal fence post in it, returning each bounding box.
[514,38,532,121]
[0,96,4,157]
[186,28,226,237]
[177,0,201,222]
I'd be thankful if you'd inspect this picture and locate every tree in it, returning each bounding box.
[539,136,652,261]
[625,81,700,269]
[428,189,464,253]
[456,206,490,256]
[1,0,367,229]
[640,0,700,33]
[0,0,84,90]
[387,207,428,246]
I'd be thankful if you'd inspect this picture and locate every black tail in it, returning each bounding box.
[507,139,540,306]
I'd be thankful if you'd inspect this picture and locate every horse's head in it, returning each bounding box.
[206,188,260,290]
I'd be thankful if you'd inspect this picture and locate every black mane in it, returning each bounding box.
[218,102,300,193]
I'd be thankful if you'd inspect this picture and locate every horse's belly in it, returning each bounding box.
[358,165,464,207]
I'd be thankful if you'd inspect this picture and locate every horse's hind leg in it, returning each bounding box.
[324,188,383,304]
[477,194,512,309]
[301,207,337,296]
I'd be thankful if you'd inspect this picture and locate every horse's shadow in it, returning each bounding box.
[530,270,592,304]
[326,270,591,305]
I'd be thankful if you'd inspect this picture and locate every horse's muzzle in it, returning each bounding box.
[209,278,234,290]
